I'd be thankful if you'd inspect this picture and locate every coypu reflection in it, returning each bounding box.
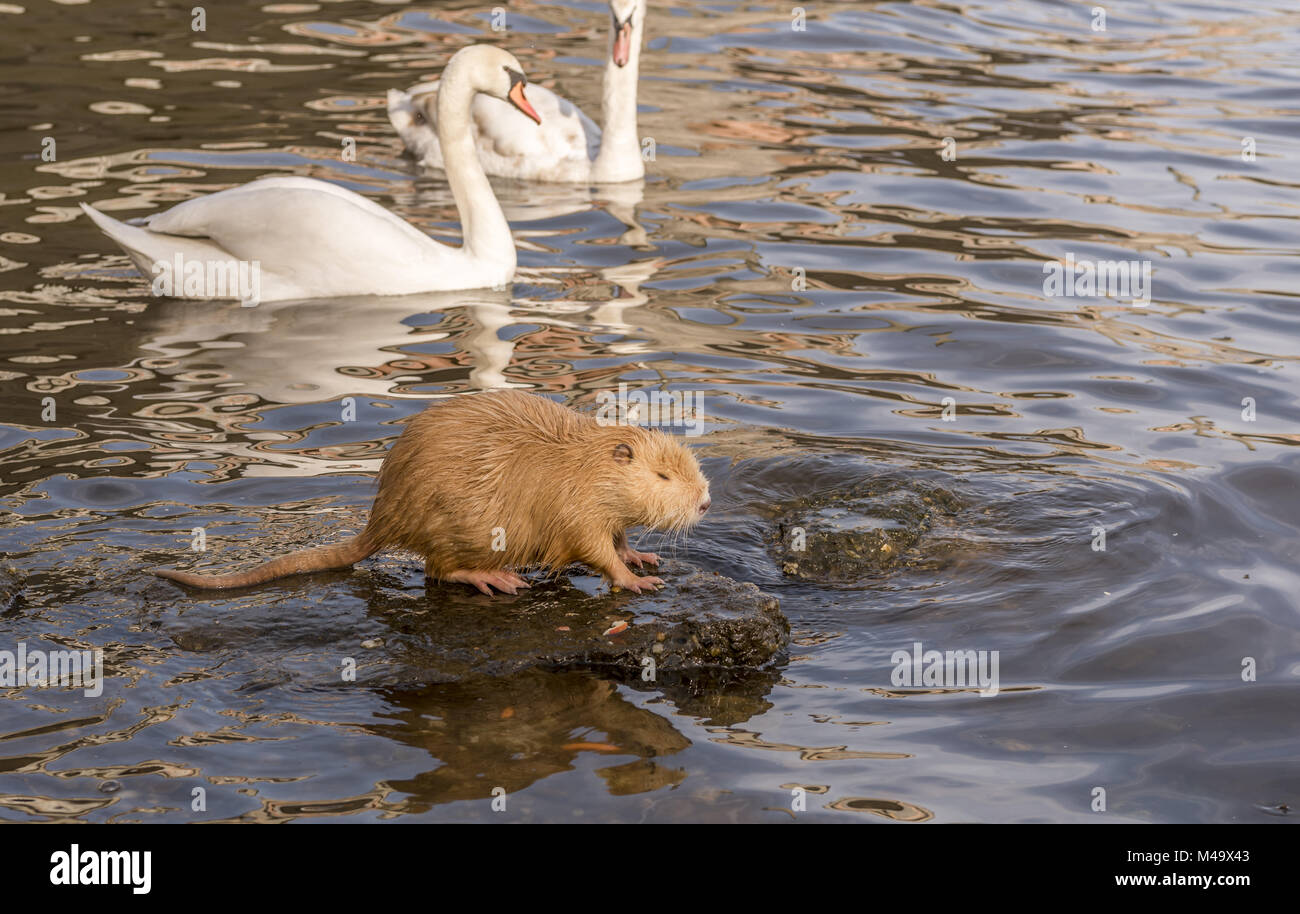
[367,665,780,808]
[372,669,691,807]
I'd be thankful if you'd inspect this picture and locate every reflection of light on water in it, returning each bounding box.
[708,728,911,761]
[826,796,934,822]
[807,504,906,533]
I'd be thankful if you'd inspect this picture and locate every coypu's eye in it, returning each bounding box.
[657,472,669,480]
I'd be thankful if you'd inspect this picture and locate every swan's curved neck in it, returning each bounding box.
[436,68,514,276]
[592,11,645,183]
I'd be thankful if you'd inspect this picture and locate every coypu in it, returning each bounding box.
[155,390,712,595]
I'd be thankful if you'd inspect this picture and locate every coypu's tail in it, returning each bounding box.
[153,535,378,590]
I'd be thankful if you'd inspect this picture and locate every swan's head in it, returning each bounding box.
[608,0,644,67]
[445,44,542,125]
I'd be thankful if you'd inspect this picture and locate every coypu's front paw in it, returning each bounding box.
[618,547,660,568]
[611,573,664,593]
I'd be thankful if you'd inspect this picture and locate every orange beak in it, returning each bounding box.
[612,21,633,67]
[508,80,542,125]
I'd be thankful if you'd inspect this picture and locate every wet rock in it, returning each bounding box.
[161,559,787,687]
[762,476,962,585]
[375,559,788,682]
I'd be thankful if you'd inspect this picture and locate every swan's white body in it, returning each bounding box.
[82,45,539,301]
[389,82,601,183]
[388,0,646,184]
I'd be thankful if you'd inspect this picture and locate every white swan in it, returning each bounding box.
[81,45,543,302]
[388,0,646,184]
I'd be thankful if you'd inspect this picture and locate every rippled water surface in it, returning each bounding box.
[1,0,1298,822]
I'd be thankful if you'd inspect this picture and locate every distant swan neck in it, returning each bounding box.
[593,12,645,182]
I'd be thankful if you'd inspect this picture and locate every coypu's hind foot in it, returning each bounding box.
[439,568,531,596]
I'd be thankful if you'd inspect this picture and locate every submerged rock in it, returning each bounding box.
[762,475,962,585]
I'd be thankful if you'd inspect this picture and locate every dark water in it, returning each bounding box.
[1,0,1298,822]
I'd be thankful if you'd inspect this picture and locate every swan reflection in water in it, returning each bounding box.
[400,173,650,249]
[128,258,664,476]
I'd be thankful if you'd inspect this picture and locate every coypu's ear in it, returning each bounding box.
[612,443,633,464]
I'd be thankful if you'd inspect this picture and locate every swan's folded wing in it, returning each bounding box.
[470,84,597,172]
[143,177,452,277]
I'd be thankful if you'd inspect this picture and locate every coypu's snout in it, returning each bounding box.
[608,428,712,532]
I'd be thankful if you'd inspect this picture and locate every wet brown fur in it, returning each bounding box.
[154,390,710,594]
